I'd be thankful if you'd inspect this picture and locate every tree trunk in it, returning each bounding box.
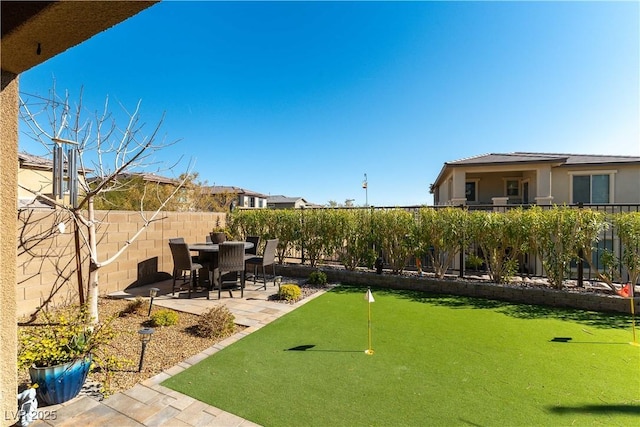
[86,197,100,323]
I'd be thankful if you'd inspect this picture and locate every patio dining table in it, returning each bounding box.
[188,241,254,253]
[188,241,254,288]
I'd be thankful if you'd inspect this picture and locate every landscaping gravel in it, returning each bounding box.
[17,283,327,400]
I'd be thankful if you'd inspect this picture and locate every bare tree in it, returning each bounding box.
[19,85,188,322]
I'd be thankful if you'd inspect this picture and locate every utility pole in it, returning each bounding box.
[362,173,368,207]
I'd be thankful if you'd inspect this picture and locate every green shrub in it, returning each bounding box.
[150,309,179,327]
[278,284,302,302]
[308,270,327,285]
[194,306,236,339]
[465,254,484,271]
[120,296,148,316]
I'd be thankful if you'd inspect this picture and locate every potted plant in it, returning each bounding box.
[18,304,115,406]
[210,217,229,243]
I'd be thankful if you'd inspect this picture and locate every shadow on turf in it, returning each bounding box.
[548,404,640,415]
[285,344,362,353]
[332,285,633,331]
[550,336,633,345]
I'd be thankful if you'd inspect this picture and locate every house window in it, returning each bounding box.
[465,181,477,202]
[572,173,612,204]
[505,179,519,197]
[250,197,256,208]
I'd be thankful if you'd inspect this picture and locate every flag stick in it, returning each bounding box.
[365,288,374,355]
[630,295,638,346]
[366,301,373,354]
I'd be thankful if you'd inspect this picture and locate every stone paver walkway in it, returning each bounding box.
[30,277,324,427]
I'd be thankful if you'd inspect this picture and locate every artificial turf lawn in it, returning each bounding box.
[163,286,640,426]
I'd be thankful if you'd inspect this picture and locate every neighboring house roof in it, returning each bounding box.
[267,195,322,208]
[446,152,640,166]
[267,195,308,204]
[116,172,178,185]
[18,152,53,170]
[19,151,91,174]
[206,186,269,198]
[432,152,640,188]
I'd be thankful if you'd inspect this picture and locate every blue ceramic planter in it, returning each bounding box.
[29,356,91,406]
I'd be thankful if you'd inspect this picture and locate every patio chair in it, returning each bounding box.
[170,237,201,264]
[245,235,260,259]
[169,241,203,298]
[216,241,246,299]
[245,238,278,290]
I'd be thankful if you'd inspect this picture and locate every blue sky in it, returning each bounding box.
[18,1,639,207]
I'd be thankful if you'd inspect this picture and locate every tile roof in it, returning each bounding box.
[18,152,53,169]
[431,151,640,189]
[447,152,640,166]
[206,186,268,198]
[19,151,92,173]
[118,172,178,185]
[267,195,307,203]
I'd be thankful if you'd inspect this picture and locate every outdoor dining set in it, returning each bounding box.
[168,234,279,300]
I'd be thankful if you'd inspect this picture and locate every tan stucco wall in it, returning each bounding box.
[436,164,640,206]
[16,210,226,317]
[1,71,19,425]
[17,167,53,198]
[552,165,640,204]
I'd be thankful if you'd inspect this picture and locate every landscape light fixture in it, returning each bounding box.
[137,327,155,372]
[274,276,283,291]
[148,287,160,316]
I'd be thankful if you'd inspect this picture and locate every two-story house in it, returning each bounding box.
[207,186,269,210]
[430,152,640,206]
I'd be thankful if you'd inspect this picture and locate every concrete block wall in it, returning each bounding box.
[16,209,225,317]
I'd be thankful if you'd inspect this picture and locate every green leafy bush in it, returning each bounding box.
[373,209,415,274]
[150,309,179,327]
[308,270,327,285]
[529,206,607,289]
[414,207,467,278]
[466,253,484,271]
[278,284,302,302]
[193,306,236,339]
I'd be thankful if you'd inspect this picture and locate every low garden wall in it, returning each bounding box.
[275,264,638,315]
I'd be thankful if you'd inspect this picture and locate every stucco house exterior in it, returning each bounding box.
[207,185,269,209]
[2,2,157,421]
[430,152,640,206]
[18,152,90,209]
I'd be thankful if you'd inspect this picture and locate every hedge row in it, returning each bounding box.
[227,207,640,289]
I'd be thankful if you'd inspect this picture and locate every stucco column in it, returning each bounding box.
[492,196,509,212]
[534,165,554,205]
[450,168,467,205]
[1,71,18,426]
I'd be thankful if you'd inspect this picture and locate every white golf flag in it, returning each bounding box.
[365,289,375,303]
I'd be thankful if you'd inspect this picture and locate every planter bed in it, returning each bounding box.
[275,263,638,314]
